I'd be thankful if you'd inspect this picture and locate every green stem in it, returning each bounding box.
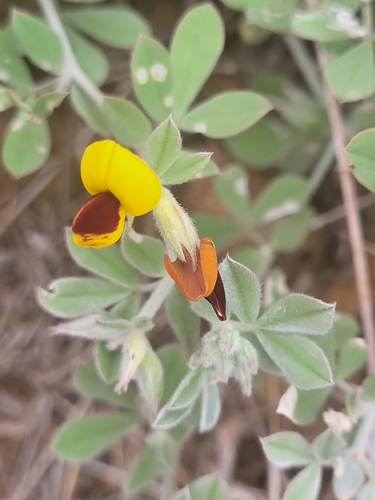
[37,0,103,106]
[362,0,374,35]
[138,275,174,319]
[308,141,335,198]
[160,440,180,500]
[284,35,325,105]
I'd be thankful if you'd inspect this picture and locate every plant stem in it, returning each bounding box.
[37,0,103,106]
[284,35,325,105]
[308,140,334,198]
[307,2,375,372]
[138,275,174,319]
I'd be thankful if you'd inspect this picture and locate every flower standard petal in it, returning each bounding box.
[80,140,116,195]
[107,144,161,216]
[72,191,126,248]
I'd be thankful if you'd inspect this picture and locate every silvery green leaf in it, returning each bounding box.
[215,166,251,223]
[69,84,109,135]
[271,210,313,252]
[38,277,129,318]
[2,111,50,177]
[32,92,68,119]
[12,10,64,73]
[257,294,335,335]
[0,28,32,92]
[52,413,138,461]
[189,472,230,500]
[127,436,164,493]
[312,429,345,461]
[160,152,212,185]
[135,343,164,419]
[147,116,181,177]
[277,385,332,426]
[95,342,122,384]
[333,458,365,500]
[331,313,359,349]
[62,6,150,48]
[199,374,221,432]
[104,96,151,149]
[170,4,224,120]
[336,338,368,379]
[193,214,241,251]
[247,0,299,34]
[357,482,375,500]
[66,228,138,288]
[167,369,202,410]
[283,463,322,500]
[256,330,333,389]
[363,373,375,401]
[158,344,189,406]
[112,294,141,320]
[132,36,173,122]
[167,287,200,350]
[219,256,261,323]
[153,403,195,430]
[74,362,137,409]
[64,24,108,85]
[252,174,310,225]
[231,247,263,274]
[50,313,130,340]
[191,298,221,324]
[122,230,166,278]
[179,91,272,138]
[261,431,314,468]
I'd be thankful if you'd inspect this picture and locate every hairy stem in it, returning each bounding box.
[138,275,174,319]
[37,0,103,106]
[284,35,325,105]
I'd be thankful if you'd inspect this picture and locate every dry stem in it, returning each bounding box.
[311,35,375,371]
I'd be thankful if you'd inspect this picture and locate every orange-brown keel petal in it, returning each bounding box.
[164,254,206,301]
[205,271,226,321]
[200,238,218,296]
[72,191,126,248]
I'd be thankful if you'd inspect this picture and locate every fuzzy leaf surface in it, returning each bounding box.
[66,229,138,287]
[122,231,165,278]
[256,330,333,389]
[283,463,322,500]
[52,413,138,460]
[63,6,150,48]
[38,277,129,317]
[257,294,335,335]
[219,256,261,323]
[180,91,272,138]
[170,4,224,120]
[132,36,173,122]
[261,431,314,468]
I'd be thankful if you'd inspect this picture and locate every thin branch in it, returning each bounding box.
[137,275,174,319]
[308,0,375,372]
[284,35,325,105]
[308,140,335,198]
[37,0,103,106]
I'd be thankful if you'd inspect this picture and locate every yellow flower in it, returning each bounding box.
[72,140,161,247]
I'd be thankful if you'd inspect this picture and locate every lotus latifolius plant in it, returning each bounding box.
[71,138,226,320]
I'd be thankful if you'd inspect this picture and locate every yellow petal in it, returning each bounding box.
[81,140,116,195]
[72,191,126,248]
[107,143,161,216]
